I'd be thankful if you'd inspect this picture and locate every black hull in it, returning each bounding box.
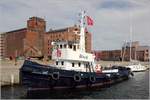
[20,60,131,91]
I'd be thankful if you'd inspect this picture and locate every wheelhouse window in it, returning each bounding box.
[78,62,81,67]
[72,63,74,67]
[69,44,72,49]
[60,44,62,49]
[64,44,67,48]
[73,45,76,51]
[56,61,58,65]
[61,61,64,65]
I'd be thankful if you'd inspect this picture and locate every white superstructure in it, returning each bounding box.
[51,11,101,72]
[52,41,96,72]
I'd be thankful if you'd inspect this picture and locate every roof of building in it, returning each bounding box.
[5,28,27,34]
[29,16,45,21]
[46,25,79,34]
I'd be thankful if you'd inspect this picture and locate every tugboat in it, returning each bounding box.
[20,11,132,91]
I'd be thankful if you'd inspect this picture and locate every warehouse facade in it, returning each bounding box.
[0,17,91,59]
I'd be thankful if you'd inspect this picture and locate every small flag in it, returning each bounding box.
[56,48,61,57]
[86,16,94,26]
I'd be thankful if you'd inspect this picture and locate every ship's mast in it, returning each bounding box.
[79,11,86,52]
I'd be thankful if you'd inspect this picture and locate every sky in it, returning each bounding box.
[0,0,150,50]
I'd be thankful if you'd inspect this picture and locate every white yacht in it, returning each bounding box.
[126,61,147,72]
[125,12,147,72]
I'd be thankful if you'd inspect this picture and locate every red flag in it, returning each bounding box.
[56,48,61,57]
[86,16,94,26]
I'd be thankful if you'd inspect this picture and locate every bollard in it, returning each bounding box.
[11,74,14,86]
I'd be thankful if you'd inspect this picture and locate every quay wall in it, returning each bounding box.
[0,60,24,86]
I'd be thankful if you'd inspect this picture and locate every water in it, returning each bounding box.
[1,70,149,99]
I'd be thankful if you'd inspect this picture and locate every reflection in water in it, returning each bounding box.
[10,86,14,99]
[26,88,108,99]
[1,70,149,99]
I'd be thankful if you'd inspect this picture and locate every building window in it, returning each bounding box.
[72,63,74,67]
[78,62,81,67]
[61,61,64,65]
[56,61,58,65]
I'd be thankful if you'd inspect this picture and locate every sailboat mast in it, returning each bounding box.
[129,12,133,61]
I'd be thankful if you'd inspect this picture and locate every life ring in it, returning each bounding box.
[74,74,81,82]
[52,72,59,80]
[89,76,96,83]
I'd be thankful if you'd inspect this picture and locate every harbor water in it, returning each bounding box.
[1,70,149,99]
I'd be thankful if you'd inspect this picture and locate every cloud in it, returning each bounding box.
[0,0,150,50]
[99,0,134,9]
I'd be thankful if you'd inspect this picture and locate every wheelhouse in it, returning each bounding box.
[51,41,96,72]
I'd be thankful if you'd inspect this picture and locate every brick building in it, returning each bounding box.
[44,25,92,58]
[94,41,150,62]
[0,33,6,59]
[0,16,91,59]
[93,50,121,61]
[5,28,27,58]
[136,46,150,61]
[121,41,139,61]
[25,17,46,57]
[1,17,46,58]
[122,41,149,61]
